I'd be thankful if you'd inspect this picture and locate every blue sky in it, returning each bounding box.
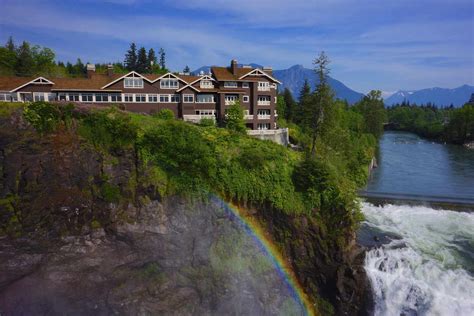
[0,0,473,94]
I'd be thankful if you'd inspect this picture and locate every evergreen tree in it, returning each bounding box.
[73,58,86,76]
[183,65,190,73]
[5,36,15,52]
[159,48,166,69]
[304,51,334,156]
[283,88,296,121]
[294,79,311,123]
[16,41,35,76]
[136,46,148,73]
[147,48,157,68]
[353,90,386,139]
[124,42,137,71]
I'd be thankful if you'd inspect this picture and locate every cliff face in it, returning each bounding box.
[0,110,369,315]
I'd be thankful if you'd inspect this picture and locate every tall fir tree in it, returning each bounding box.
[147,48,157,68]
[183,65,190,73]
[159,48,166,69]
[304,51,334,156]
[124,42,137,71]
[283,88,296,121]
[5,36,15,52]
[136,47,148,73]
[16,41,35,76]
[294,79,311,123]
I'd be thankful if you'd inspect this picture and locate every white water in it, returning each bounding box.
[362,202,474,316]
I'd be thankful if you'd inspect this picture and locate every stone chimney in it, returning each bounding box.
[231,59,238,75]
[86,63,95,78]
[107,64,114,77]
[263,66,273,76]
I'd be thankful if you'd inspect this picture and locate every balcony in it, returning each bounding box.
[257,114,271,120]
[257,100,271,106]
[244,114,254,120]
[183,114,216,123]
[257,86,271,92]
[225,100,237,106]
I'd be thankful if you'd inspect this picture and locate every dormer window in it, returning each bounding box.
[224,81,238,88]
[200,80,214,89]
[124,77,143,88]
[161,79,179,89]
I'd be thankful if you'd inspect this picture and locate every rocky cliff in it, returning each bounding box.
[0,107,369,315]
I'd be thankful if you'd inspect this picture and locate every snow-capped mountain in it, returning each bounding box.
[385,85,474,107]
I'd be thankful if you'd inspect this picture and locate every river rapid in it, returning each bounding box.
[360,132,474,316]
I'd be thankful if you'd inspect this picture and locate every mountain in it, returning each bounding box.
[273,65,364,104]
[385,85,474,107]
[192,64,364,104]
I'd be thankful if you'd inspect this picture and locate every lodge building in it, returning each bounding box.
[0,60,282,132]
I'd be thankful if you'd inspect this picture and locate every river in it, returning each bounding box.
[359,131,474,316]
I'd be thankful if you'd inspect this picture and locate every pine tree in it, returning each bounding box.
[304,51,334,156]
[136,47,148,73]
[5,36,15,51]
[159,48,166,69]
[147,48,157,68]
[294,79,311,123]
[283,88,296,121]
[124,42,137,71]
[16,41,35,76]
[183,65,190,73]
[74,58,86,76]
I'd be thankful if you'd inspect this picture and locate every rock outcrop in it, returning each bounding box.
[0,110,369,315]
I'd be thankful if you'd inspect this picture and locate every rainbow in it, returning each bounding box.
[210,196,317,316]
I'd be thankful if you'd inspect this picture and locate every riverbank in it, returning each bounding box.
[359,202,474,315]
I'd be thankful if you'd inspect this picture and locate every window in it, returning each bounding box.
[257,109,271,118]
[110,94,122,102]
[200,80,213,88]
[159,94,169,103]
[82,94,93,102]
[69,93,79,101]
[160,79,179,89]
[183,94,194,103]
[224,81,238,88]
[148,94,158,102]
[58,93,67,101]
[136,94,146,102]
[170,94,180,102]
[195,110,215,116]
[124,94,134,102]
[196,94,214,103]
[242,82,249,88]
[257,123,270,130]
[243,95,249,103]
[96,94,109,102]
[258,96,271,105]
[34,93,45,102]
[47,93,56,102]
[258,81,270,91]
[124,77,143,88]
[224,95,238,105]
[0,93,11,102]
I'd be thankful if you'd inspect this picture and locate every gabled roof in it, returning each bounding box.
[176,75,216,92]
[211,66,280,84]
[238,68,281,84]
[101,71,153,89]
[0,77,37,92]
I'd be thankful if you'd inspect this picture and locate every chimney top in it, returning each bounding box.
[231,59,238,75]
[86,63,95,78]
[107,64,114,77]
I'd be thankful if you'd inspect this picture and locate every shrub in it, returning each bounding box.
[199,118,216,127]
[153,109,175,120]
[78,107,138,150]
[23,101,61,134]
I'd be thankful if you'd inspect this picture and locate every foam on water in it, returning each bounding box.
[362,202,474,316]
